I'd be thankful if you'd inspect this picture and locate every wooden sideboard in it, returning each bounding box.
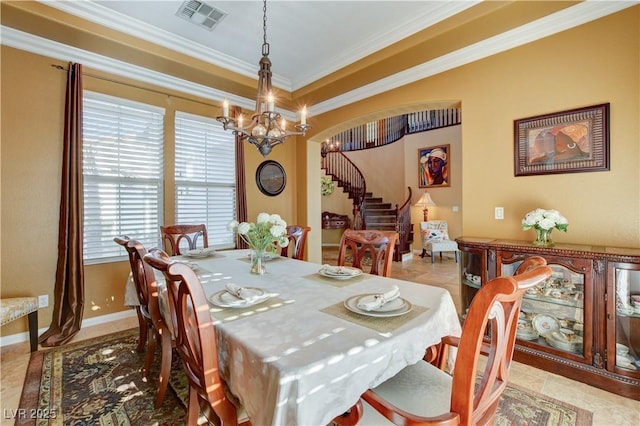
[456,237,640,400]
[322,211,350,230]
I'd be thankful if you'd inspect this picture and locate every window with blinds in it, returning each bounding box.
[83,92,165,263]
[175,111,236,249]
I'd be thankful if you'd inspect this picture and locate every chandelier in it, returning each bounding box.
[216,0,311,157]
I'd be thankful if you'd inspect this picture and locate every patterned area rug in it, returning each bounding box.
[18,328,593,425]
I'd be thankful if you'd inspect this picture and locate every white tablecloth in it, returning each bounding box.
[126,249,461,426]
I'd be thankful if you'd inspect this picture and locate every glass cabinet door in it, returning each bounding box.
[498,253,591,361]
[460,248,486,321]
[608,263,640,375]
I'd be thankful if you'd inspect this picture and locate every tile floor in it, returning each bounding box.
[1,249,638,425]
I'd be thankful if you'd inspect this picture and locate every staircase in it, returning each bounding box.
[362,194,396,231]
[321,151,413,261]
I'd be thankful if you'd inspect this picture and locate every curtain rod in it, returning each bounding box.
[51,64,216,108]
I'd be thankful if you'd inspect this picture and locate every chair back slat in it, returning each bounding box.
[143,248,240,425]
[114,236,168,334]
[451,260,552,425]
[160,224,208,256]
[337,229,398,277]
[281,225,311,260]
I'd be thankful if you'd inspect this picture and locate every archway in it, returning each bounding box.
[305,101,462,263]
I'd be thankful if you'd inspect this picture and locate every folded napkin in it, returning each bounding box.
[225,283,261,303]
[357,286,401,311]
[322,264,360,276]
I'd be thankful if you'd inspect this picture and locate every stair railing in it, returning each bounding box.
[325,108,461,152]
[321,149,366,228]
[393,187,413,261]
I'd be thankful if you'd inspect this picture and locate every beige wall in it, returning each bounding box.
[403,127,463,249]
[2,7,639,338]
[0,47,298,336]
[308,7,639,256]
[345,141,407,204]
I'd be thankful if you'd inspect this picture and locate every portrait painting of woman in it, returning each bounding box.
[419,144,450,188]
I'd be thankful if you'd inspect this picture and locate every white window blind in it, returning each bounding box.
[175,112,236,249]
[83,92,165,263]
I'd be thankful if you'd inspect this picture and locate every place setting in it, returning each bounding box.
[319,264,362,280]
[181,247,218,259]
[343,285,412,318]
[207,283,288,321]
[306,264,370,287]
[321,285,427,333]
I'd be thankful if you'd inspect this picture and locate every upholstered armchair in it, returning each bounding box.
[420,220,459,263]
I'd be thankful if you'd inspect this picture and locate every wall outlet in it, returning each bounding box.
[495,207,504,220]
[38,294,49,308]
[452,206,459,212]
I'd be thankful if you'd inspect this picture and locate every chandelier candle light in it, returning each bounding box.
[521,208,569,247]
[216,0,311,157]
[228,213,289,274]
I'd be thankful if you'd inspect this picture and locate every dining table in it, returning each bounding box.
[125,249,462,426]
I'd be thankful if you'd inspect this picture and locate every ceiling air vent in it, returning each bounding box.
[176,0,227,31]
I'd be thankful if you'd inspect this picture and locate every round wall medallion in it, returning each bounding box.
[256,160,286,196]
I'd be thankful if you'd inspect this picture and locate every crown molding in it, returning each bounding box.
[3,1,636,119]
[0,24,298,121]
[39,0,293,91]
[41,0,480,92]
[310,0,637,116]
[291,0,481,89]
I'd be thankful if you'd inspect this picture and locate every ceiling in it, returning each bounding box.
[4,1,637,115]
[50,0,481,91]
[42,1,632,90]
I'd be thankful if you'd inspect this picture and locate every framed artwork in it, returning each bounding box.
[256,160,286,196]
[418,144,450,188]
[514,103,610,177]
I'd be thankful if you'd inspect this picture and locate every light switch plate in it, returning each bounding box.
[495,207,504,220]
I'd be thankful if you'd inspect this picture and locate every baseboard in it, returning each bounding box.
[0,309,136,348]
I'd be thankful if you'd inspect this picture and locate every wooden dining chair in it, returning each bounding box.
[357,260,553,426]
[337,229,398,277]
[113,236,174,408]
[143,248,250,426]
[281,225,311,260]
[514,255,548,274]
[160,224,208,256]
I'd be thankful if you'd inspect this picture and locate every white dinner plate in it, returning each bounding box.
[208,287,270,308]
[531,314,560,335]
[544,332,583,353]
[183,247,216,258]
[343,294,412,317]
[319,267,363,280]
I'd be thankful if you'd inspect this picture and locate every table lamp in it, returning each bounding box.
[416,192,436,221]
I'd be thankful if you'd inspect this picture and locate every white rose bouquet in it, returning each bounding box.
[521,208,569,232]
[227,213,289,252]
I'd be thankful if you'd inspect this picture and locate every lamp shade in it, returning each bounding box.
[416,192,436,207]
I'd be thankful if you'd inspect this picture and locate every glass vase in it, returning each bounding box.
[533,228,554,247]
[250,247,266,275]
